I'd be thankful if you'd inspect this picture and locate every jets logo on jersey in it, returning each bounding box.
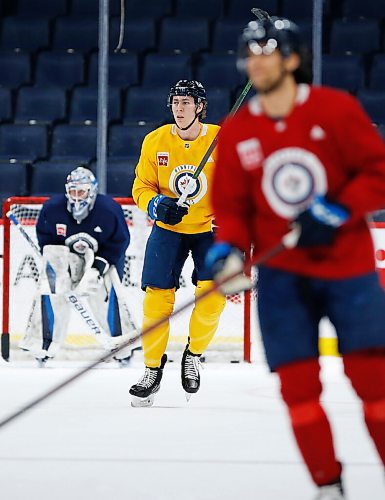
[56,224,67,236]
[169,164,208,205]
[157,152,169,167]
[262,147,328,218]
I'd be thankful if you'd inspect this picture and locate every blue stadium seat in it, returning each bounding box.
[342,0,380,19]
[0,162,27,202]
[196,53,245,89]
[71,0,121,17]
[35,51,84,89]
[376,124,385,142]
[125,0,172,19]
[15,87,67,125]
[106,160,137,197]
[212,20,244,53]
[322,54,364,93]
[0,51,30,88]
[227,0,278,20]
[142,54,192,88]
[124,87,169,125]
[17,0,68,18]
[51,125,97,161]
[109,18,156,53]
[369,55,385,90]
[176,0,224,19]
[53,18,98,52]
[70,87,121,124]
[30,162,77,196]
[329,19,380,55]
[109,124,155,159]
[88,52,139,88]
[0,125,47,162]
[357,90,385,124]
[0,17,50,51]
[0,88,12,121]
[281,0,327,21]
[159,18,210,53]
[205,88,231,124]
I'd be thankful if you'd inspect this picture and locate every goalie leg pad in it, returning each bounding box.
[142,287,175,368]
[189,280,226,354]
[41,245,72,294]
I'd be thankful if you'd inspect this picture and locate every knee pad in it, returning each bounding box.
[195,280,226,316]
[278,359,324,425]
[344,349,385,403]
[143,287,175,320]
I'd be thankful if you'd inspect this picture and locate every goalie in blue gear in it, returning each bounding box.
[20,166,135,365]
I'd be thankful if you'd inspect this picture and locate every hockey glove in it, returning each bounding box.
[205,242,252,295]
[295,195,349,248]
[148,195,188,226]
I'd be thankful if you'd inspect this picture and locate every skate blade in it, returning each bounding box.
[185,392,192,402]
[36,358,49,368]
[131,395,155,408]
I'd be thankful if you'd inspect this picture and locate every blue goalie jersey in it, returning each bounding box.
[36,194,130,271]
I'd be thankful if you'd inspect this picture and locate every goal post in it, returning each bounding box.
[1,196,255,362]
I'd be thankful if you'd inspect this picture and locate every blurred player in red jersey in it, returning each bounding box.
[206,17,385,500]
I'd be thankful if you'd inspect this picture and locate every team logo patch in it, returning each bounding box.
[236,138,263,171]
[157,152,169,167]
[262,147,328,218]
[169,164,208,205]
[56,224,67,236]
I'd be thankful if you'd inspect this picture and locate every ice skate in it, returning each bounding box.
[129,354,167,407]
[314,480,344,499]
[112,344,133,367]
[181,346,201,400]
[34,349,51,368]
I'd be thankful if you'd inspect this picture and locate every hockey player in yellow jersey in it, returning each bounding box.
[130,80,226,407]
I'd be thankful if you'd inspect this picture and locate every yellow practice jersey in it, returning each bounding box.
[133,123,220,234]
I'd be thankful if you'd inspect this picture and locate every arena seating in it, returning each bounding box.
[0,0,383,203]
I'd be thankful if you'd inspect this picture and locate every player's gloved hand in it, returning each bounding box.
[205,242,252,295]
[148,194,188,225]
[295,195,349,248]
[76,267,103,296]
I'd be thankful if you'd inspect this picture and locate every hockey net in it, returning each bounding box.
[2,197,258,362]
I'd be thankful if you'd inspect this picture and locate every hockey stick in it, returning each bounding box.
[6,210,131,353]
[0,228,299,430]
[177,7,271,207]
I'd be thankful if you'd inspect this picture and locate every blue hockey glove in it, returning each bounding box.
[148,195,188,226]
[295,195,349,248]
[205,242,252,295]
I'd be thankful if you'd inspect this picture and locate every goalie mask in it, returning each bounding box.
[237,17,312,84]
[167,80,208,130]
[65,166,98,223]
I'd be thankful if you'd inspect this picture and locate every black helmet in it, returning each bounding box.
[167,80,207,118]
[237,17,312,83]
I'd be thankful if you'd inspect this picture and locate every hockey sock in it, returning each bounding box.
[277,359,342,486]
[343,349,385,465]
[188,280,226,354]
[142,287,175,368]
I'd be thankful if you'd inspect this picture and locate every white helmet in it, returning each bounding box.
[65,166,98,223]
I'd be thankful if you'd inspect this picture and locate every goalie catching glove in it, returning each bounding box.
[205,242,252,295]
[294,195,349,247]
[148,194,188,225]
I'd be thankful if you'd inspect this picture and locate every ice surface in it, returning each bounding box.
[0,355,383,500]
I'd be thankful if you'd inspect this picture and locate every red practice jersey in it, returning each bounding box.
[213,84,385,279]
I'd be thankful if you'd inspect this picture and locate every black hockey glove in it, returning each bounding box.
[148,194,188,226]
[295,195,349,248]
